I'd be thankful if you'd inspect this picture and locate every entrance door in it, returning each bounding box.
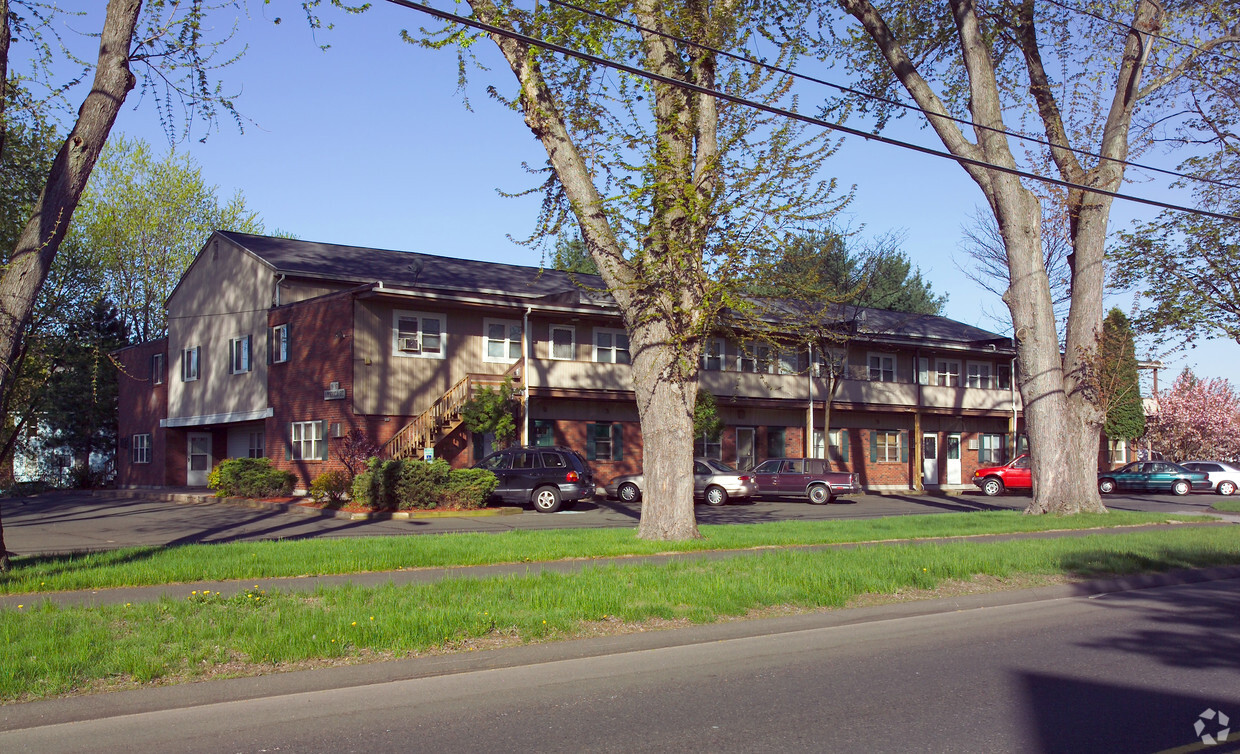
[946,433,962,484]
[187,432,212,487]
[736,428,756,471]
[922,433,939,485]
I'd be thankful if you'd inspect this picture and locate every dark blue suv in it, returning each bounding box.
[474,446,595,513]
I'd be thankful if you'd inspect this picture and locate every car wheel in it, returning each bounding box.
[618,482,641,503]
[807,484,831,505]
[704,485,728,507]
[1172,479,1190,496]
[981,477,1005,497]
[532,486,563,513]
[1218,481,1236,496]
[1098,479,1116,494]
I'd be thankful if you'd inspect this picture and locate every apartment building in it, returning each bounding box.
[114,231,1024,492]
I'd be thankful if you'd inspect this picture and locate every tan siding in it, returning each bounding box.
[166,238,271,421]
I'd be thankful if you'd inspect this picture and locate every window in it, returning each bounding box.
[873,430,902,463]
[550,325,576,361]
[593,328,630,364]
[868,354,895,382]
[534,420,555,446]
[393,311,445,358]
[967,362,993,389]
[272,324,290,364]
[290,421,325,461]
[979,433,1004,465]
[132,434,152,464]
[484,319,522,363]
[778,350,802,375]
[151,353,165,385]
[740,344,775,374]
[997,362,1012,390]
[766,427,786,458]
[816,348,846,378]
[587,422,623,460]
[702,339,725,371]
[936,360,961,387]
[828,429,850,462]
[229,335,252,374]
[694,431,723,460]
[248,432,265,459]
[181,346,200,382]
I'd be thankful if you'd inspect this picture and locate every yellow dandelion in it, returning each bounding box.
[192,591,198,595]
[370,616,375,621]
[16,605,22,609]
[352,621,357,626]
[125,603,131,607]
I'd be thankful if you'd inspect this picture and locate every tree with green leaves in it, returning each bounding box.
[66,135,268,342]
[461,376,520,449]
[549,234,599,276]
[824,0,1239,514]
[419,1,848,540]
[1096,307,1145,447]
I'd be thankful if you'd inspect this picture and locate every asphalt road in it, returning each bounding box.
[1,488,1230,556]
[3,573,1237,752]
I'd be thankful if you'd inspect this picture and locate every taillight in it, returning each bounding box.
[739,475,751,481]
[566,471,580,483]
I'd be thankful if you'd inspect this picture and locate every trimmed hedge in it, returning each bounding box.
[208,458,297,499]
[351,458,498,510]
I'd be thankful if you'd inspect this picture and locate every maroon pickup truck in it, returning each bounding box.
[750,458,861,504]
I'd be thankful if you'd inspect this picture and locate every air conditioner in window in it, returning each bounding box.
[398,337,420,352]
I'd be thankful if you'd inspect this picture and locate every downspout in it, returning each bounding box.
[1010,355,1018,458]
[522,306,533,447]
[273,274,286,307]
[807,342,814,458]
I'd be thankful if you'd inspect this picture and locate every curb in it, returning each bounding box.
[89,489,525,520]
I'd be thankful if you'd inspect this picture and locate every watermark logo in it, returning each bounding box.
[1194,709,1230,746]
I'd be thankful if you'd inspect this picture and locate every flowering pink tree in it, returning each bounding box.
[1146,369,1240,462]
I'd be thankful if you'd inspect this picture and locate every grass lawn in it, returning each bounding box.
[1212,499,1240,513]
[0,512,1237,703]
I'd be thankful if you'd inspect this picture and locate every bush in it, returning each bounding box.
[309,471,351,506]
[208,458,296,499]
[440,468,499,509]
[395,459,452,510]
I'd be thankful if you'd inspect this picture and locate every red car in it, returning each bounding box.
[972,455,1031,496]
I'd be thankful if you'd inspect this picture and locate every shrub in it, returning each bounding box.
[440,468,499,509]
[395,459,452,510]
[208,458,296,499]
[309,471,351,506]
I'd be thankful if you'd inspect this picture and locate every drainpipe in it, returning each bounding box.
[522,306,533,446]
[1010,355,1018,457]
[807,342,814,459]
[273,274,285,307]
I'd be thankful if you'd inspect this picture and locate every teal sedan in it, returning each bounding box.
[1098,461,1212,496]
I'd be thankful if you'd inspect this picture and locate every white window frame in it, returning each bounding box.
[549,324,576,361]
[483,318,523,364]
[181,346,200,382]
[593,327,631,364]
[248,431,265,459]
[936,359,961,387]
[875,430,901,463]
[272,324,290,364]
[868,353,895,383]
[966,361,993,389]
[979,433,1004,465]
[694,431,723,460]
[132,434,152,464]
[229,335,252,375]
[290,421,324,461]
[702,338,725,371]
[739,343,776,374]
[392,310,446,359]
[816,348,847,378]
[151,353,165,385]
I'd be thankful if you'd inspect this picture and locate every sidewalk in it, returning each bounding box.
[2,519,1234,611]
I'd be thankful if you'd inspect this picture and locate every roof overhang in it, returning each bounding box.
[161,407,274,428]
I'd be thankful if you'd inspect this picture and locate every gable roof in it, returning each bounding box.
[214,231,1012,351]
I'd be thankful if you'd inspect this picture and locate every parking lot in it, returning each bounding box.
[1,487,1231,557]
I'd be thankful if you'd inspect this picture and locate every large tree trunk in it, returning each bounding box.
[0,0,142,569]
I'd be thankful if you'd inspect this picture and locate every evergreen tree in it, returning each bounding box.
[1099,308,1145,443]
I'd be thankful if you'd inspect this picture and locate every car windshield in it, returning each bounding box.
[1011,456,1030,469]
[476,453,510,470]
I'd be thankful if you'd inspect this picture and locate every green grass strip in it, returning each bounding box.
[1212,500,1240,513]
[2,525,1238,703]
[0,510,1211,594]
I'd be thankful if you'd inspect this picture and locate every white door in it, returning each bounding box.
[736,428,756,471]
[946,433,962,485]
[187,433,212,487]
[922,433,939,485]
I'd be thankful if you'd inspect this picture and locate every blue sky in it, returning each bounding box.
[51,1,1234,388]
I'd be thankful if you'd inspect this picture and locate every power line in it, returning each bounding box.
[1034,0,1240,66]
[388,0,1240,223]
[549,0,1240,193]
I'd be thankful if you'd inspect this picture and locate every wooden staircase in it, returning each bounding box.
[381,360,523,461]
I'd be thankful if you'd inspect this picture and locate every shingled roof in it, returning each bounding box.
[217,231,1012,350]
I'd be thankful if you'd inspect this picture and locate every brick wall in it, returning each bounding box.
[114,340,169,487]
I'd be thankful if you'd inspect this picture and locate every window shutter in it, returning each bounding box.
[586,424,597,460]
[319,420,329,460]
[870,430,878,463]
[841,429,850,463]
[900,430,909,463]
[612,424,623,461]
[268,328,274,364]
[286,423,293,461]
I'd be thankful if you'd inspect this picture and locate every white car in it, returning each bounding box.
[1180,461,1240,496]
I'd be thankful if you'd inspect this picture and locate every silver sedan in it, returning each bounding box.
[604,458,758,506]
[1180,460,1240,495]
